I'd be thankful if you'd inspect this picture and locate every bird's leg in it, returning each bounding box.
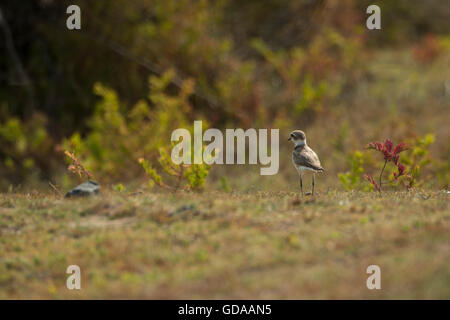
[299,174,303,196]
[312,173,315,196]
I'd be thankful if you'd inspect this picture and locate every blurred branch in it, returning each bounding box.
[48,181,63,197]
[0,6,35,114]
[80,31,220,110]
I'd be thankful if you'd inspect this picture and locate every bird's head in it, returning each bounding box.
[288,130,306,146]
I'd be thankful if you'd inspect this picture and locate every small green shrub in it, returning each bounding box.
[63,70,196,183]
[338,151,364,191]
[220,176,231,193]
[398,133,435,188]
[0,114,51,188]
[139,147,210,191]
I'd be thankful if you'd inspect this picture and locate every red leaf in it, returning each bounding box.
[398,163,405,174]
[393,155,399,165]
[366,141,383,151]
[364,174,380,192]
[394,143,409,155]
[393,163,406,180]
[384,139,393,153]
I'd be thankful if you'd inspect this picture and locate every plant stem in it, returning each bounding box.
[379,159,387,192]
[48,181,63,197]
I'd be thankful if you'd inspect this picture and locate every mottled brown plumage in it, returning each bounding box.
[292,144,324,172]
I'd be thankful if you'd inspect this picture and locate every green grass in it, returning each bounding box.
[0,190,448,299]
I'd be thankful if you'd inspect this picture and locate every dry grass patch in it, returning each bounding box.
[0,190,448,299]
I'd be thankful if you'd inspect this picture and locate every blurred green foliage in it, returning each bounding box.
[63,70,195,181]
[220,176,231,193]
[398,134,435,188]
[139,147,210,191]
[338,151,364,191]
[0,0,449,189]
[339,134,439,191]
[0,114,52,185]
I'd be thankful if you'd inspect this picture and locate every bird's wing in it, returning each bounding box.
[293,147,323,171]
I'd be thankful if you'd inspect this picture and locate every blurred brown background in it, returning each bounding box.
[0,0,449,191]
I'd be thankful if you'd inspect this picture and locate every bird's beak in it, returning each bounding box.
[288,137,292,141]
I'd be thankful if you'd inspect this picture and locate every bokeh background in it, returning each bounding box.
[1,0,449,192]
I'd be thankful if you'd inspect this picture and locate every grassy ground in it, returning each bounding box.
[0,189,448,299]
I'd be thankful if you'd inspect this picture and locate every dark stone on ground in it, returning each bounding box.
[65,180,100,198]
[169,204,199,217]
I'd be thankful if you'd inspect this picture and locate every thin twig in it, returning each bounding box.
[75,31,219,110]
[379,160,387,192]
[174,165,185,191]
[48,181,63,197]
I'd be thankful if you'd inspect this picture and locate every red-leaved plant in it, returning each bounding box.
[364,139,409,192]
